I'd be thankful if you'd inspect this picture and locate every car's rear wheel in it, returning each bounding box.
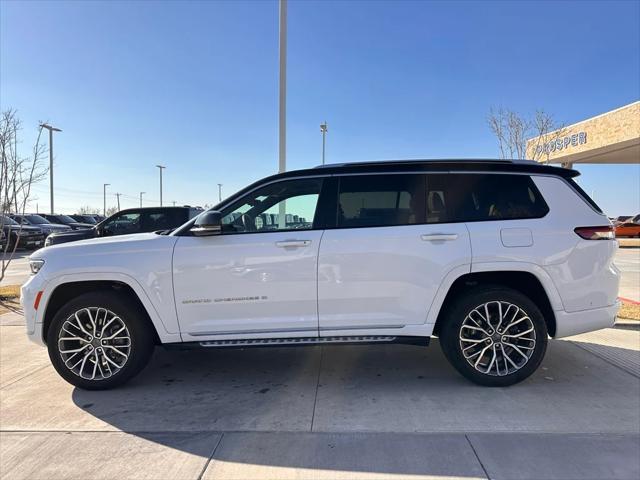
[439,286,548,387]
[47,291,155,390]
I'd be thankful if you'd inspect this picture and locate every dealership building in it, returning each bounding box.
[526,101,639,168]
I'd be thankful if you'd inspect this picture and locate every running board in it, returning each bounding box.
[190,335,429,349]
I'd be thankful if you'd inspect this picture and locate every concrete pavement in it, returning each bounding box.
[1,311,638,479]
[616,247,640,302]
[0,251,30,287]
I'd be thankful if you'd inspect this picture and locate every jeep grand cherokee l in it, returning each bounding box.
[21,160,619,390]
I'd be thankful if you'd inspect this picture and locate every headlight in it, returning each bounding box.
[29,259,45,274]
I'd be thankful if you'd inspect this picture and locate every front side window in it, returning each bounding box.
[336,175,425,228]
[426,174,549,223]
[221,178,322,233]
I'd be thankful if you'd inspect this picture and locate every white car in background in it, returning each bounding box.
[21,159,620,389]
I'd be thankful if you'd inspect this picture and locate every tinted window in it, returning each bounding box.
[337,175,425,228]
[426,174,548,223]
[141,210,186,231]
[102,212,141,236]
[221,178,322,233]
[24,215,50,224]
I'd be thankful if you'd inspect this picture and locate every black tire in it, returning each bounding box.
[439,285,548,387]
[46,291,155,390]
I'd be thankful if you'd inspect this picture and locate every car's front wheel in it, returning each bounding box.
[439,286,548,387]
[47,291,155,390]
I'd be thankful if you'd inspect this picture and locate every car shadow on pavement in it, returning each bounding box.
[64,337,640,477]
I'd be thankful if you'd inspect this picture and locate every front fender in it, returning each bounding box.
[27,272,181,345]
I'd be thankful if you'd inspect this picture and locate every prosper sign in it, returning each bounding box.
[536,131,587,155]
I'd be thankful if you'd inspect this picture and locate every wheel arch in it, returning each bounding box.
[431,269,558,338]
[41,277,172,346]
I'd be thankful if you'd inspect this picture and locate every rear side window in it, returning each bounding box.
[337,175,425,228]
[426,174,548,223]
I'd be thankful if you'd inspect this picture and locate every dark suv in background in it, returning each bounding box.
[45,206,203,246]
[1,215,46,250]
[11,214,72,236]
[41,214,93,230]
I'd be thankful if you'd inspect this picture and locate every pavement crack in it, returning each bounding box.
[197,432,223,480]
[465,434,490,479]
[310,346,324,433]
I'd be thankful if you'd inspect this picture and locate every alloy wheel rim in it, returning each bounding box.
[459,301,536,376]
[57,307,131,380]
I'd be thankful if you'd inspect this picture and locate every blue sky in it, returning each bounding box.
[1,0,639,215]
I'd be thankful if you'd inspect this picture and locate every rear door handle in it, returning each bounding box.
[421,233,458,242]
[275,240,311,248]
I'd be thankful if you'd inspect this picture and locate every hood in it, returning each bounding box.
[34,232,178,264]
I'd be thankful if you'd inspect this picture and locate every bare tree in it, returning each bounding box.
[105,206,118,217]
[78,205,100,215]
[1,109,48,283]
[487,107,567,163]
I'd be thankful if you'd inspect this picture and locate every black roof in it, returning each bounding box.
[273,159,579,180]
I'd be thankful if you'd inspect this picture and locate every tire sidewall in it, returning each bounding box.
[440,286,548,387]
[46,291,154,390]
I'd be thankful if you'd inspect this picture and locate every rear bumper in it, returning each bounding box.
[553,301,620,338]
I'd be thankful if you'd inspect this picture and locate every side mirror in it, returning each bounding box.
[191,211,223,237]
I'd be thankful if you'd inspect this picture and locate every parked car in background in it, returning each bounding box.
[612,215,633,225]
[45,206,203,246]
[41,214,93,230]
[90,214,106,223]
[1,215,45,250]
[23,160,619,390]
[11,214,72,236]
[615,213,640,238]
[70,214,98,225]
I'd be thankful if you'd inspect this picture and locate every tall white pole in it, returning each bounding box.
[39,124,62,214]
[320,122,328,165]
[156,165,166,206]
[278,0,287,174]
[278,0,287,229]
[139,192,145,208]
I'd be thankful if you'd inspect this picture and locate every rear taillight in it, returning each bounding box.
[574,226,615,240]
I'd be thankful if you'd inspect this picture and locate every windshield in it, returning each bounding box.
[57,215,77,223]
[81,215,97,224]
[25,215,50,224]
[1,216,19,225]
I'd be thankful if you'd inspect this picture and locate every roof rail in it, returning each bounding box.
[314,158,518,168]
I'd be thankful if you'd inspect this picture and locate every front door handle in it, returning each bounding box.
[275,240,312,248]
[421,233,458,242]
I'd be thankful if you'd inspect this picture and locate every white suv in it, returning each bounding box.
[21,160,620,389]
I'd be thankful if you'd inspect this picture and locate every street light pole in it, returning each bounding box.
[115,193,121,211]
[278,0,287,175]
[278,0,287,229]
[139,192,145,208]
[156,165,166,206]
[217,183,223,202]
[39,123,62,214]
[103,184,110,216]
[320,122,328,165]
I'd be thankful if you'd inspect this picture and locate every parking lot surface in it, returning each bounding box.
[1,310,638,479]
[1,247,639,479]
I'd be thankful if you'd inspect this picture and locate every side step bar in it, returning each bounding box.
[165,336,429,350]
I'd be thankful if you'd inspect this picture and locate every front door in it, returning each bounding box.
[173,177,325,340]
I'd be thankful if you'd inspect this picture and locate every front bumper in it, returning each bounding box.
[20,273,48,346]
[554,301,620,338]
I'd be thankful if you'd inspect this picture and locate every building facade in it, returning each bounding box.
[527,101,639,167]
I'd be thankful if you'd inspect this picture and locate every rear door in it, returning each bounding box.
[317,174,472,334]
